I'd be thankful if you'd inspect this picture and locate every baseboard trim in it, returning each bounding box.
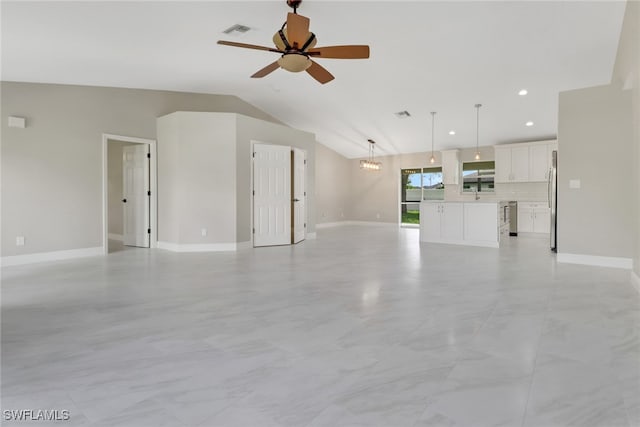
[316,220,397,228]
[1,246,104,267]
[348,221,398,227]
[631,271,640,294]
[557,253,633,269]
[316,221,349,229]
[236,241,252,250]
[420,238,499,249]
[157,241,250,252]
[108,233,123,241]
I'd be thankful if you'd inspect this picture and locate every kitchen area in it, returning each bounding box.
[417,139,558,249]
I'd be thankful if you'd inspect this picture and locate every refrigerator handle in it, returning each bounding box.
[547,168,552,208]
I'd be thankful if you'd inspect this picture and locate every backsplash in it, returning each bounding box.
[444,182,548,202]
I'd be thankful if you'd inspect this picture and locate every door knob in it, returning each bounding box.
[122,199,127,203]
[292,198,300,202]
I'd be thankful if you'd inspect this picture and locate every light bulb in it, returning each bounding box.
[475,152,480,160]
[430,155,435,164]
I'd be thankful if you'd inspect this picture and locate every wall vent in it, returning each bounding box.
[223,24,251,34]
[394,110,411,119]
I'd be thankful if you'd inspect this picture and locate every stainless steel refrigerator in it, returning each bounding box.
[549,150,558,252]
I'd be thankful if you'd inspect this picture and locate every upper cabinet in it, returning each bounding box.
[494,140,557,183]
[441,149,460,185]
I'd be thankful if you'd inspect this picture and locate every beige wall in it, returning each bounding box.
[157,112,238,245]
[0,82,283,257]
[558,83,634,259]
[315,143,351,224]
[612,1,639,275]
[107,141,136,237]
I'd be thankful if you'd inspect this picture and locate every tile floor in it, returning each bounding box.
[1,226,639,427]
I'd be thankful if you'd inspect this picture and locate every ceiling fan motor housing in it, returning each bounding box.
[272,29,317,52]
[286,0,303,10]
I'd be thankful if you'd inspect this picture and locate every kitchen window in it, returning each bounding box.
[462,161,495,193]
[401,167,444,225]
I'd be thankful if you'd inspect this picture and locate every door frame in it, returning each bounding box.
[102,133,158,254]
[250,141,307,248]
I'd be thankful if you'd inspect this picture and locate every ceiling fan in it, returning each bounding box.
[217,0,370,84]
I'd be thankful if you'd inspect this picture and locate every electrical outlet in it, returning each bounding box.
[16,236,25,246]
[201,228,207,237]
[340,211,344,218]
[376,213,381,219]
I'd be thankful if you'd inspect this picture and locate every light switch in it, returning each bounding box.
[569,179,581,189]
[201,228,207,237]
[16,236,25,246]
[8,116,26,128]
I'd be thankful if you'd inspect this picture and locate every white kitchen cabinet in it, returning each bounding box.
[495,140,557,183]
[421,202,463,241]
[529,144,549,182]
[494,147,512,183]
[420,201,498,248]
[464,203,498,244]
[442,150,460,185]
[518,202,550,234]
[529,142,558,182]
[495,145,529,183]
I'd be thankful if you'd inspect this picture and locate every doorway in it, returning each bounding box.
[102,134,157,254]
[252,143,307,247]
[400,166,444,227]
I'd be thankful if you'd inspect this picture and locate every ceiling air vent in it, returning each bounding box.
[223,24,251,35]
[394,110,411,119]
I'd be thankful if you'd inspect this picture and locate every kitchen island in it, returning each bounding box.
[420,201,504,248]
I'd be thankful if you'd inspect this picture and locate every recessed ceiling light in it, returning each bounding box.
[519,89,528,96]
[526,121,534,126]
[449,131,456,135]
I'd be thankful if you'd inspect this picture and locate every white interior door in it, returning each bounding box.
[123,145,150,247]
[253,144,291,247]
[292,148,306,244]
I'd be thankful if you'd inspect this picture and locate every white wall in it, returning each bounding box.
[157,112,237,246]
[557,83,633,260]
[315,143,351,224]
[0,82,283,257]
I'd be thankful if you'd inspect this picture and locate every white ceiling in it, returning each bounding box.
[1,1,627,158]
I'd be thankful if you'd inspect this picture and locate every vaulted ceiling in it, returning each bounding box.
[1,1,627,158]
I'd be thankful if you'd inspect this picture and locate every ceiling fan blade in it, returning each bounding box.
[307,45,370,59]
[251,61,281,78]
[286,12,310,48]
[306,60,335,84]
[217,40,283,54]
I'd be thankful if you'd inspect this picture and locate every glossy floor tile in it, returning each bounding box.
[2,227,639,426]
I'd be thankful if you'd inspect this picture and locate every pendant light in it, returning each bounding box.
[430,111,436,164]
[474,103,482,160]
[360,139,381,171]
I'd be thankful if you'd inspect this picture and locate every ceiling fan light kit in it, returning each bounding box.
[217,0,370,84]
